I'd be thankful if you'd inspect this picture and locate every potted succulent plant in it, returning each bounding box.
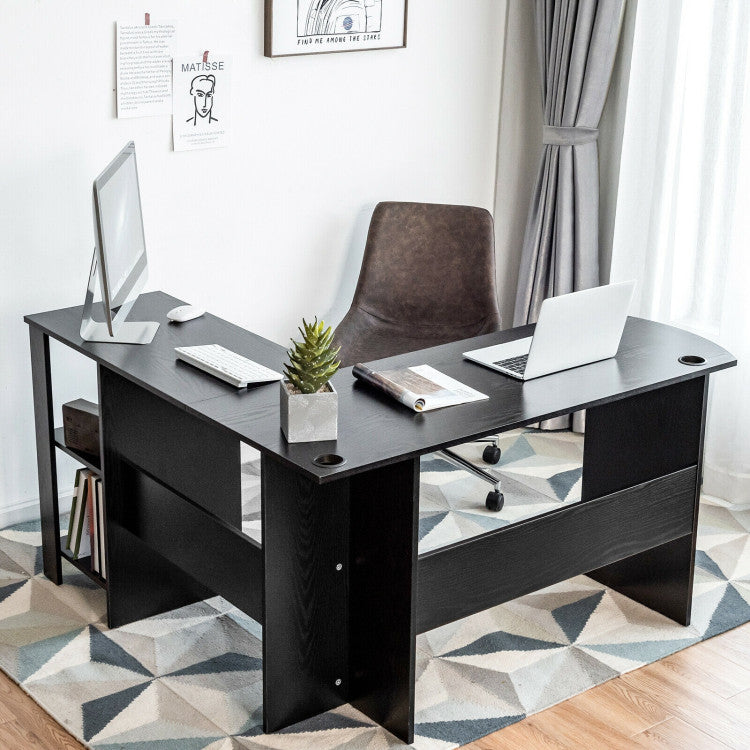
[280,318,341,443]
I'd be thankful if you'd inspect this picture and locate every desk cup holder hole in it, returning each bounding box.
[679,355,706,366]
[313,453,346,468]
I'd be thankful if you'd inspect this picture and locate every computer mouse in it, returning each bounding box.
[167,305,205,323]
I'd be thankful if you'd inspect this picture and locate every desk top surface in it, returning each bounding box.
[26,291,736,483]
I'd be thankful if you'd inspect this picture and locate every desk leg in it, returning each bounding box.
[261,456,419,744]
[261,455,350,732]
[349,458,419,743]
[582,376,709,625]
[29,328,61,585]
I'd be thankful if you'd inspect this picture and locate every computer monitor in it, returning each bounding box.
[80,141,159,344]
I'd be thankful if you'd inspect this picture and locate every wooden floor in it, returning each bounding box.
[0,623,748,749]
[0,674,82,749]
[464,621,750,750]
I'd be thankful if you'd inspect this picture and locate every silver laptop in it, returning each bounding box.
[463,281,636,381]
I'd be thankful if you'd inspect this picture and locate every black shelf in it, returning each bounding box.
[61,547,107,589]
[54,427,100,474]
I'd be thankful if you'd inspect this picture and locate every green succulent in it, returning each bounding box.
[283,318,341,394]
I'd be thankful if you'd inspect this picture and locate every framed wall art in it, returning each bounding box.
[265,0,408,58]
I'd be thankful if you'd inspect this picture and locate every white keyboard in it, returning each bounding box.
[175,344,284,388]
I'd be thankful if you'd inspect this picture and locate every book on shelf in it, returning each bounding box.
[66,469,83,553]
[89,476,106,577]
[75,474,91,558]
[90,476,99,573]
[352,363,488,412]
[64,469,106,579]
[96,479,107,579]
[66,468,90,558]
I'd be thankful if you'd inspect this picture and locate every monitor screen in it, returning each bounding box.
[94,144,146,311]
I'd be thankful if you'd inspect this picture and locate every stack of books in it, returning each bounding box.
[65,469,107,579]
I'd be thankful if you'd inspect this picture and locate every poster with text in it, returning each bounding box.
[265,0,407,57]
[172,55,232,152]
[117,20,177,118]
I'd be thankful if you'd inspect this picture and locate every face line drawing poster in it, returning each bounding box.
[172,54,232,152]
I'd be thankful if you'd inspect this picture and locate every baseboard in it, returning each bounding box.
[0,493,74,530]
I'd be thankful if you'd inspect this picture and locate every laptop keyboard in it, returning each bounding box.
[493,354,528,375]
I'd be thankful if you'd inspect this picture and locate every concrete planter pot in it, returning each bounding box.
[280,380,338,443]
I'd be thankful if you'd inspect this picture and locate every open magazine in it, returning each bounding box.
[352,363,488,412]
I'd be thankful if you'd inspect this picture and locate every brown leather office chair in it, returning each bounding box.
[334,201,507,510]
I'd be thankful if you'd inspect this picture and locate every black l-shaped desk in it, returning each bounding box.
[25,291,736,743]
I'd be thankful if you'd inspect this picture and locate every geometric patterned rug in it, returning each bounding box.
[0,429,748,749]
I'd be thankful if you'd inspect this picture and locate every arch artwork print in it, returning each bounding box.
[298,0,382,37]
[265,0,406,57]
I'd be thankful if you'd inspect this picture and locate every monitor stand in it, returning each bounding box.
[80,252,159,344]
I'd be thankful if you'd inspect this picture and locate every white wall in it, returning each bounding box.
[0,0,507,521]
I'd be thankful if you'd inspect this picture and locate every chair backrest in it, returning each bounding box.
[334,202,502,366]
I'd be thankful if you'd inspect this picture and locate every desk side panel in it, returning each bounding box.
[582,376,705,500]
[100,366,230,627]
[583,376,709,624]
[417,468,697,634]
[99,370,241,528]
[121,466,262,622]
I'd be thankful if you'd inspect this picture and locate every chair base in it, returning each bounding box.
[439,445,503,512]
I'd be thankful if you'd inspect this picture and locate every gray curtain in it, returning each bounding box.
[514,0,624,430]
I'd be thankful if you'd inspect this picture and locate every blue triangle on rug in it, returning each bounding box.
[583,638,698,663]
[17,626,87,682]
[89,627,152,677]
[703,584,750,638]
[0,578,26,605]
[167,651,262,677]
[416,716,526,744]
[444,630,563,657]
[548,467,581,501]
[552,590,605,642]
[498,435,535,466]
[82,681,152,741]
[695,550,727,581]
[419,511,449,541]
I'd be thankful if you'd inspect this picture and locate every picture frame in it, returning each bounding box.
[265,0,408,58]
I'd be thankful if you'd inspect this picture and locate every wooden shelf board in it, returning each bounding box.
[54,428,101,474]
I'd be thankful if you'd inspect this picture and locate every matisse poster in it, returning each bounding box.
[265,0,407,57]
[172,54,232,152]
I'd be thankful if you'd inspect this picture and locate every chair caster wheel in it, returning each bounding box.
[483,445,501,464]
[486,490,504,512]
